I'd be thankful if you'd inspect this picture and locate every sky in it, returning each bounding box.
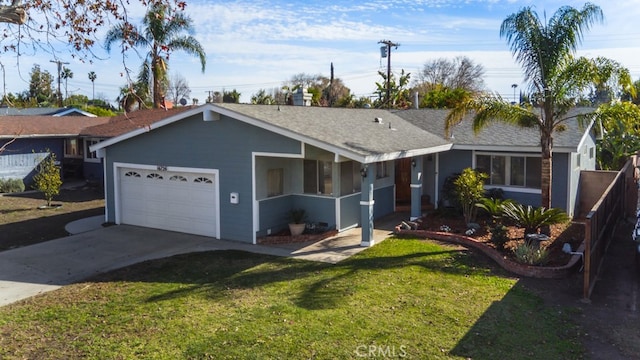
[2,0,640,105]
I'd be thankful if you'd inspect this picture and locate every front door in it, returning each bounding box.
[395,158,411,206]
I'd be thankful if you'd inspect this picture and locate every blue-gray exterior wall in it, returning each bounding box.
[83,161,103,183]
[431,148,579,214]
[435,149,472,206]
[103,113,301,243]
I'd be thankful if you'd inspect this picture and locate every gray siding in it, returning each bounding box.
[292,194,336,228]
[257,195,293,236]
[436,150,473,206]
[339,193,360,230]
[374,185,395,219]
[551,152,569,211]
[104,113,300,243]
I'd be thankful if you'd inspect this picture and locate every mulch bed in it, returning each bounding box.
[395,212,585,277]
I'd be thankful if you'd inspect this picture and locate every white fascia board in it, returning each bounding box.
[90,105,215,153]
[576,118,595,151]
[361,143,453,164]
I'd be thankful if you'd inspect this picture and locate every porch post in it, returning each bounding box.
[410,157,422,220]
[360,163,375,247]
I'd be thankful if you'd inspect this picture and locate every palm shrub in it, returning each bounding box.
[33,152,62,207]
[454,168,488,225]
[502,202,569,235]
[476,197,513,224]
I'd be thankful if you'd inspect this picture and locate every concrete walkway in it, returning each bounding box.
[1,214,403,307]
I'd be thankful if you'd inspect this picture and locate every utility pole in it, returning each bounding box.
[378,40,399,109]
[205,90,215,103]
[50,59,69,107]
[329,62,334,107]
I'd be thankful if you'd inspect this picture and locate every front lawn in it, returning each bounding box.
[0,239,583,359]
[0,186,104,251]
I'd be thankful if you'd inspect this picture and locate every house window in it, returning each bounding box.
[476,154,541,189]
[84,138,102,162]
[267,168,284,197]
[589,147,595,159]
[340,161,362,196]
[376,161,389,179]
[64,138,83,158]
[303,160,332,195]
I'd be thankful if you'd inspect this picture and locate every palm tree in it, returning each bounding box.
[445,3,633,209]
[61,67,73,103]
[88,71,97,101]
[104,3,206,108]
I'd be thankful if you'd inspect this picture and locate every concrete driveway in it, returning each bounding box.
[0,220,396,307]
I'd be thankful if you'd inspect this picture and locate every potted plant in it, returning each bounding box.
[288,208,307,236]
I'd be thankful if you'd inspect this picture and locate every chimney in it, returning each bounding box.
[292,87,312,106]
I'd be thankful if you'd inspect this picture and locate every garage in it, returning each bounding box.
[117,165,219,238]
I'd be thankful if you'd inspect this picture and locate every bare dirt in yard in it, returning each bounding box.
[0,182,104,251]
[517,219,640,360]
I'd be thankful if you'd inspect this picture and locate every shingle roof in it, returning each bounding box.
[393,108,593,152]
[0,116,110,138]
[214,103,452,161]
[81,107,197,137]
[0,107,95,117]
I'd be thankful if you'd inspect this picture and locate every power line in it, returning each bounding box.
[50,59,69,107]
[378,39,399,109]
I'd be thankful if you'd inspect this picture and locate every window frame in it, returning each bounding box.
[303,159,333,196]
[64,137,83,158]
[84,138,102,163]
[474,152,541,192]
[266,168,284,198]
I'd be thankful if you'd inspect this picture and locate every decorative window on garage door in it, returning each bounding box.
[170,175,188,182]
[124,171,141,178]
[147,173,163,180]
[194,177,213,184]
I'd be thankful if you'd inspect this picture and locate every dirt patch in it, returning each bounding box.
[0,184,104,251]
[408,212,584,266]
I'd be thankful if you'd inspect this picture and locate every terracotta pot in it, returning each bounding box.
[289,223,306,236]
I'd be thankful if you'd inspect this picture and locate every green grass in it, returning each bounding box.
[0,238,584,359]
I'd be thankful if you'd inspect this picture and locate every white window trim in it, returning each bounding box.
[84,138,102,163]
[473,151,542,192]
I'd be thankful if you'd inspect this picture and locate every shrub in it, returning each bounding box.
[476,197,514,223]
[0,178,25,193]
[33,152,62,206]
[513,241,549,265]
[502,202,569,235]
[454,168,488,225]
[490,224,509,250]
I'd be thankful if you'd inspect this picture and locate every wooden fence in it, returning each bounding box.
[582,157,637,299]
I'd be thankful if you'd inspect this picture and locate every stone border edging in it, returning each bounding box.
[394,229,584,279]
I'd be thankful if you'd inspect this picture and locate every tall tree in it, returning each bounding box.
[61,67,73,102]
[415,56,485,95]
[374,69,411,109]
[445,3,633,209]
[28,64,54,105]
[167,73,191,105]
[104,3,206,108]
[88,71,97,101]
[0,0,186,59]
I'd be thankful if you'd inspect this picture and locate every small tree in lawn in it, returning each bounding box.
[454,168,488,225]
[33,152,62,207]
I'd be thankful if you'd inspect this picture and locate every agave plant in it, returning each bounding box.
[502,202,569,235]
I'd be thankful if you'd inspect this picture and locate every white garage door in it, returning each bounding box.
[118,166,218,237]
